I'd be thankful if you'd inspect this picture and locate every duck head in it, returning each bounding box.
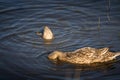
[48,51,64,61]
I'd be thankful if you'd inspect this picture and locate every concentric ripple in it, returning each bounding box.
[0,0,120,80]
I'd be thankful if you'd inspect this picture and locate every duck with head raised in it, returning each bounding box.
[48,47,120,65]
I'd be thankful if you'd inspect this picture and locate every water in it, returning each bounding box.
[0,0,120,80]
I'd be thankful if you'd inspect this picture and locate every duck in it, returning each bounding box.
[36,26,54,41]
[48,47,120,65]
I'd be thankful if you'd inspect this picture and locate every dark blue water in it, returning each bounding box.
[0,0,120,80]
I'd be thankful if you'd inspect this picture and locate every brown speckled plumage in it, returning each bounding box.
[48,47,120,65]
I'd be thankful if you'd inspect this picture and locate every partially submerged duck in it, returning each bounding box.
[48,47,120,65]
[36,26,54,41]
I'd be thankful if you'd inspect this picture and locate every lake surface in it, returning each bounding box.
[0,0,120,80]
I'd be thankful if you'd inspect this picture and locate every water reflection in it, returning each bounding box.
[48,61,117,80]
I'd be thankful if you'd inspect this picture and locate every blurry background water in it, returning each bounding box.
[0,0,120,80]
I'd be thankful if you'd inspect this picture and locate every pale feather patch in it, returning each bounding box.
[43,26,54,40]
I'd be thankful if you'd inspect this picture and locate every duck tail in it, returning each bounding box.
[43,26,54,40]
[112,52,120,59]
